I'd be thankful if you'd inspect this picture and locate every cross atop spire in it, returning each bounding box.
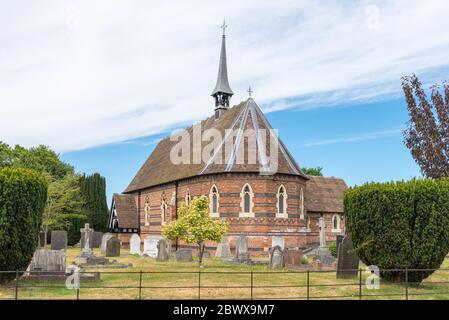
[247,86,253,98]
[221,20,227,36]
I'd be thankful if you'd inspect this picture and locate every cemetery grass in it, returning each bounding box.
[0,248,448,300]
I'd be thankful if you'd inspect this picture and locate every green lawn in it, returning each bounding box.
[1,248,448,300]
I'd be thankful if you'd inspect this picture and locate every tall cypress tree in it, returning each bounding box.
[80,173,109,232]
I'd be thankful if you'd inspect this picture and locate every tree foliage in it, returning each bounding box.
[80,173,109,232]
[401,75,449,178]
[345,179,449,283]
[301,167,323,176]
[0,167,47,283]
[162,196,228,265]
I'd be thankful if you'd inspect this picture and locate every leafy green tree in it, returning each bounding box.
[301,167,323,176]
[80,173,109,232]
[44,173,87,245]
[162,196,228,265]
[0,168,47,283]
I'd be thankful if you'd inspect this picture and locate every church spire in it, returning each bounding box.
[212,20,233,119]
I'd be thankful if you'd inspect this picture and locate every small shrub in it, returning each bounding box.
[345,178,449,283]
[328,242,337,257]
[0,168,47,283]
[301,257,309,265]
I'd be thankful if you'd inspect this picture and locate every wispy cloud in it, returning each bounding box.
[302,128,403,147]
[0,0,448,152]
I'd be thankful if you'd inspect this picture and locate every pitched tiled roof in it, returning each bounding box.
[124,99,307,192]
[305,176,347,213]
[112,193,138,228]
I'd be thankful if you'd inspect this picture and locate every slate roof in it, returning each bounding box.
[305,176,348,213]
[124,98,307,193]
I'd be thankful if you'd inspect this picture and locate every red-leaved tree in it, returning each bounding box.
[401,75,449,178]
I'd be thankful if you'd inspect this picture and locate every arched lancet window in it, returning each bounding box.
[185,189,191,206]
[209,185,219,217]
[276,185,288,217]
[161,193,168,225]
[240,184,254,217]
[332,214,341,232]
[144,196,150,226]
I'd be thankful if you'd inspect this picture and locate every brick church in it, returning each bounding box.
[108,26,347,254]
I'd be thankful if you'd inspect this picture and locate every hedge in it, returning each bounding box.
[345,178,449,283]
[0,168,47,283]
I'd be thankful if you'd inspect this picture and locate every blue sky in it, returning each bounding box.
[2,0,448,203]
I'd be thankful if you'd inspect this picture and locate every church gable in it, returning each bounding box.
[108,193,139,233]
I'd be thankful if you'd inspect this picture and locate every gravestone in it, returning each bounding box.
[106,237,121,257]
[269,245,285,269]
[176,250,193,262]
[29,249,66,274]
[156,239,170,261]
[284,249,303,268]
[233,235,251,263]
[101,233,114,254]
[271,237,285,250]
[38,232,46,248]
[215,238,232,259]
[80,223,93,255]
[92,232,103,248]
[50,231,67,251]
[336,235,344,257]
[143,236,163,258]
[129,234,141,255]
[319,217,326,248]
[336,236,359,278]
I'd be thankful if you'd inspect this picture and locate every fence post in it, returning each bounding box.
[76,288,80,300]
[359,268,363,300]
[306,270,310,300]
[250,270,253,300]
[139,271,143,300]
[198,269,201,300]
[405,268,408,301]
[15,270,19,300]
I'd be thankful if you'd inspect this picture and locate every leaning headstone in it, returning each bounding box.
[29,249,66,274]
[50,231,67,251]
[106,237,121,257]
[284,248,303,268]
[271,237,285,250]
[336,235,344,257]
[143,237,162,258]
[176,250,193,262]
[38,232,46,248]
[269,245,285,269]
[101,233,114,254]
[156,239,170,261]
[92,232,103,248]
[336,236,359,278]
[215,238,232,259]
[129,234,141,255]
[233,235,251,263]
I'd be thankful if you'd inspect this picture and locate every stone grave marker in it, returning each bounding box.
[101,233,114,253]
[38,232,46,248]
[143,236,162,258]
[215,238,232,259]
[129,233,141,255]
[336,235,344,257]
[233,235,251,263]
[284,249,303,268]
[80,223,93,255]
[336,236,359,278]
[156,239,170,261]
[106,237,121,257]
[50,231,67,251]
[175,250,193,262]
[269,245,285,269]
[29,249,66,274]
